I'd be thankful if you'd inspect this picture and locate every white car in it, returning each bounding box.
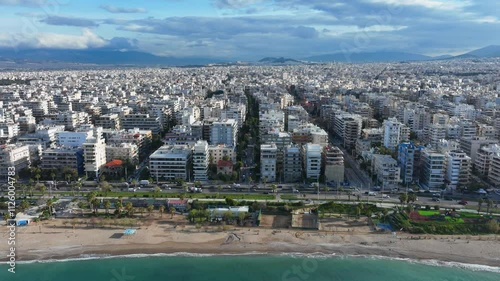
[382,194,390,199]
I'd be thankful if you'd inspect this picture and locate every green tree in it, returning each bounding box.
[399,193,408,205]
[478,198,484,213]
[147,204,154,216]
[169,207,176,218]
[159,205,165,218]
[91,198,100,214]
[153,186,161,197]
[37,183,47,198]
[223,210,233,224]
[125,202,134,216]
[486,199,493,214]
[99,181,112,196]
[104,200,111,215]
[115,201,123,215]
[20,200,30,212]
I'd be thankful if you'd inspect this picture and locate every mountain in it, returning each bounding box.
[258,57,302,64]
[464,45,500,58]
[0,48,226,66]
[304,51,431,63]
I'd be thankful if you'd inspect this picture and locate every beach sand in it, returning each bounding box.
[1,218,499,267]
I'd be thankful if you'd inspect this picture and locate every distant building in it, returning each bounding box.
[419,149,445,189]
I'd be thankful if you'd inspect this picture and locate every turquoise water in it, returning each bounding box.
[1,255,499,281]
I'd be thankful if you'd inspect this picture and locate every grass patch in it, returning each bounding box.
[280,195,298,200]
[418,210,440,216]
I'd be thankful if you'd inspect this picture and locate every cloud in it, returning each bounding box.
[40,15,99,27]
[288,26,318,39]
[213,0,263,9]
[99,5,147,14]
[0,0,46,6]
[0,29,118,50]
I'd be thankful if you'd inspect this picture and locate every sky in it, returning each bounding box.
[0,0,498,60]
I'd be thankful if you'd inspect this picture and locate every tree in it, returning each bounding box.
[486,199,493,214]
[399,193,408,205]
[37,183,47,198]
[238,212,247,226]
[20,200,30,212]
[486,220,499,233]
[35,173,41,183]
[223,211,233,224]
[46,199,54,216]
[125,202,134,216]
[169,207,176,218]
[159,205,165,218]
[271,184,277,194]
[104,200,111,215]
[147,204,154,217]
[99,181,112,196]
[3,213,11,222]
[478,198,484,213]
[115,201,123,216]
[323,186,330,199]
[153,186,161,198]
[91,198,100,214]
[407,193,417,204]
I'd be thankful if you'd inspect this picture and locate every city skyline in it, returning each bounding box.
[0,0,499,60]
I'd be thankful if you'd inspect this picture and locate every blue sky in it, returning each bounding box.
[0,0,498,60]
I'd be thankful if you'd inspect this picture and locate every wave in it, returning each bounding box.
[7,252,500,273]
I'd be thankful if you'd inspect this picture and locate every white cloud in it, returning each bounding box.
[0,0,47,6]
[367,0,472,11]
[0,29,107,49]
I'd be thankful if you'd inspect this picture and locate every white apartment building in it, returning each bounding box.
[372,154,401,190]
[261,143,277,182]
[149,145,192,181]
[120,114,162,135]
[57,131,92,147]
[83,133,107,179]
[475,144,500,176]
[95,114,121,130]
[459,137,497,163]
[303,143,322,181]
[334,113,362,150]
[488,153,500,186]
[383,117,410,150]
[105,143,139,164]
[0,144,31,178]
[210,119,238,147]
[192,140,209,182]
[420,149,445,189]
[445,150,471,190]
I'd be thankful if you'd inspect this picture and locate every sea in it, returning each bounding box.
[1,254,499,281]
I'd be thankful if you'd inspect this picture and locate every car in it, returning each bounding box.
[432,197,440,202]
[382,194,390,199]
[432,193,440,197]
[293,189,300,193]
[277,185,283,189]
[458,200,468,205]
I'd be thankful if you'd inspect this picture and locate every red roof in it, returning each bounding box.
[217,160,233,167]
[105,159,123,167]
[168,199,188,204]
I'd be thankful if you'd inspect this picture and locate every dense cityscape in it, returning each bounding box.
[1,58,500,276]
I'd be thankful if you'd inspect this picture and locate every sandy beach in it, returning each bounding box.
[1,218,499,267]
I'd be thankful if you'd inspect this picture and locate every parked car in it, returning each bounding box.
[458,200,468,205]
[382,194,390,199]
[432,197,440,202]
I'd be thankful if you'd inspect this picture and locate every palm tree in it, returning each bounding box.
[20,200,30,212]
[271,184,277,194]
[399,193,408,205]
[478,198,484,213]
[87,191,97,211]
[115,201,123,215]
[131,179,138,188]
[91,198,100,214]
[103,200,111,215]
[153,186,161,198]
[46,200,54,216]
[37,183,47,198]
[159,205,165,218]
[217,185,223,198]
[408,193,417,204]
[3,213,11,221]
[125,202,133,216]
[147,204,154,217]
[35,173,41,183]
[486,199,493,214]
[169,207,175,218]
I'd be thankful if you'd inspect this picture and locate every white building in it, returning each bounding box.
[210,119,238,147]
[445,150,471,190]
[372,154,401,190]
[192,140,209,182]
[324,145,344,183]
[420,149,445,189]
[261,143,277,182]
[57,131,93,147]
[149,145,192,181]
[208,144,236,164]
[0,144,31,178]
[303,143,322,181]
[383,117,410,150]
[83,131,107,179]
[105,143,139,164]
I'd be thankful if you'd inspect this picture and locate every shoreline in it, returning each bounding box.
[2,220,500,269]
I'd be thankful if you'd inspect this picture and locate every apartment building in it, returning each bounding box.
[398,142,416,185]
[208,144,236,163]
[120,113,162,135]
[192,140,209,182]
[0,144,31,178]
[105,143,139,164]
[41,146,84,174]
[303,143,322,181]
[445,150,471,190]
[95,113,121,130]
[210,119,238,147]
[420,149,445,189]
[149,145,192,181]
[260,143,277,182]
[372,154,401,190]
[283,145,302,183]
[383,117,410,150]
[83,132,107,179]
[324,145,344,183]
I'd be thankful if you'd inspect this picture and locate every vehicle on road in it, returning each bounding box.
[139,180,150,186]
[382,194,390,199]
[432,197,440,202]
[459,200,468,205]
[366,191,377,196]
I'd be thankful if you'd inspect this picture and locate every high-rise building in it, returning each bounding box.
[210,119,238,147]
[383,117,410,150]
[261,143,277,182]
[283,145,302,183]
[372,154,400,190]
[192,140,209,182]
[398,142,416,185]
[149,145,192,181]
[83,130,107,179]
[303,143,322,181]
[420,149,445,189]
[445,150,471,190]
[324,145,344,183]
